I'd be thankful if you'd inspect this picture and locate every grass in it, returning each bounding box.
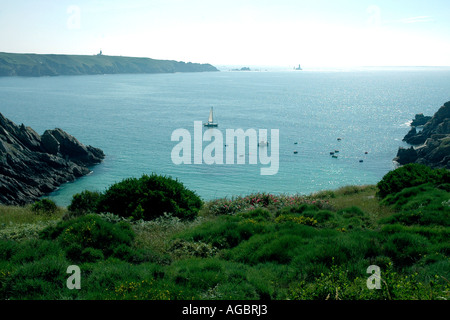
[0,182,449,300]
[313,185,396,220]
[0,204,65,225]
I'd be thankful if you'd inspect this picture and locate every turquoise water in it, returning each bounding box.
[1,69,450,206]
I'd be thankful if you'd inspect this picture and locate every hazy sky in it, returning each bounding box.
[1,0,450,67]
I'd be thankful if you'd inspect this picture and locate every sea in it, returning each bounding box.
[1,67,450,206]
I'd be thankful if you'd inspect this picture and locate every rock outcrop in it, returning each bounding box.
[410,113,432,127]
[0,113,104,205]
[394,101,450,169]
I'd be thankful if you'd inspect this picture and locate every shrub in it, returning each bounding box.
[4,255,70,299]
[67,190,102,217]
[238,208,271,221]
[169,239,218,259]
[10,239,63,264]
[383,232,430,268]
[31,198,57,215]
[377,163,450,198]
[97,174,202,221]
[275,214,317,226]
[337,206,365,218]
[287,262,450,300]
[276,204,319,217]
[176,215,268,249]
[40,214,135,261]
[204,193,333,216]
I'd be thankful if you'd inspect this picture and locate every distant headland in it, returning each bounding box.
[0,52,219,77]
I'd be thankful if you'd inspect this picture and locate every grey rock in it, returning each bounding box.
[395,101,450,169]
[0,112,104,205]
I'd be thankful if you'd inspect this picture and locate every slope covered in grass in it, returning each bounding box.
[0,165,449,300]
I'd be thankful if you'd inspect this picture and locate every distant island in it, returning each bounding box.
[231,67,251,71]
[0,52,218,77]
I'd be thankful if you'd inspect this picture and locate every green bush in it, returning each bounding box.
[276,204,319,217]
[31,198,57,215]
[337,206,365,218]
[377,163,450,198]
[238,208,272,222]
[97,174,202,221]
[383,232,430,268]
[379,183,450,226]
[10,239,63,264]
[287,262,450,300]
[4,255,70,299]
[177,215,268,250]
[67,190,102,217]
[40,214,135,262]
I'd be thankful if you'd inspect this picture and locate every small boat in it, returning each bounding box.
[330,152,335,155]
[359,160,364,163]
[294,142,298,145]
[334,150,339,153]
[365,151,368,154]
[337,138,342,141]
[203,107,218,127]
[294,151,298,154]
[332,155,338,158]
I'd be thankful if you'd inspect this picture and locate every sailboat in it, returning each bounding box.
[204,107,218,127]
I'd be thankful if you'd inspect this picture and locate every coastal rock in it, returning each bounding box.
[411,113,432,126]
[394,146,418,165]
[0,113,104,205]
[395,101,450,169]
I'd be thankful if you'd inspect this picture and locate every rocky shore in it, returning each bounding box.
[0,113,104,205]
[394,101,450,169]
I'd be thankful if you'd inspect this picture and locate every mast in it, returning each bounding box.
[208,107,214,123]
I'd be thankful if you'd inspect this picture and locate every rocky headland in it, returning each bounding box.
[394,101,450,169]
[0,52,218,77]
[0,113,104,205]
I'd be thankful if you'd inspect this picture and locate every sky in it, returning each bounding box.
[1,0,450,68]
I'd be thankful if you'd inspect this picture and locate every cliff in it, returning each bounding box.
[0,113,104,205]
[0,52,218,77]
[394,101,450,169]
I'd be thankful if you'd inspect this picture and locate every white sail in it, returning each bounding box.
[208,107,214,123]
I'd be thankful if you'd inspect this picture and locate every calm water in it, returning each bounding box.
[1,69,450,206]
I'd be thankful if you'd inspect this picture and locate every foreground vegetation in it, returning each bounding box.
[0,164,449,300]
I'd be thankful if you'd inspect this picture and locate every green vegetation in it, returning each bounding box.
[67,174,203,221]
[96,174,202,221]
[0,167,449,300]
[0,52,218,77]
[31,198,58,216]
[376,163,449,198]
